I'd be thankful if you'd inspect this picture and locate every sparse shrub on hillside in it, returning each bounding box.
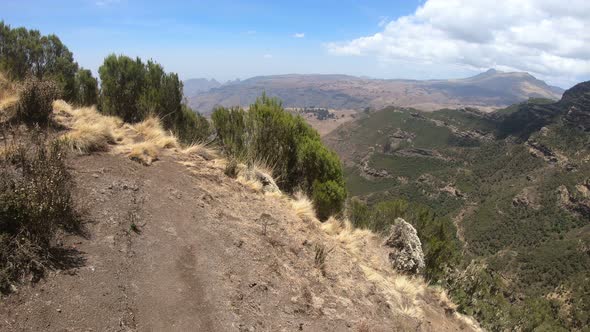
[212,94,346,220]
[98,54,210,144]
[16,77,59,125]
[0,131,79,292]
[312,180,346,221]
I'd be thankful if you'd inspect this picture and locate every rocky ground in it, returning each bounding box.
[0,147,478,331]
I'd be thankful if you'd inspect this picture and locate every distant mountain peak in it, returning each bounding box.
[188,71,564,114]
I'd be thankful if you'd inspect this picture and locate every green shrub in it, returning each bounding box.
[211,106,248,158]
[0,22,81,101]
[212,94,346,220]
[224,159,239,178]
[98,54,146,123]
[98,54,209,144]
[73,68,98,106]
[173,105,211,145]
[16,77,59,124]
[312,180,346,220]
[0,132,78,292]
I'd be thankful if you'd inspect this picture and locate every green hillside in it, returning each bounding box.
[325,83,590,331]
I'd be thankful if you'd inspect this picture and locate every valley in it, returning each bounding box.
[324,82,590,331]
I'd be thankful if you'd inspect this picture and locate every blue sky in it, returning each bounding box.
[1,0,589,87]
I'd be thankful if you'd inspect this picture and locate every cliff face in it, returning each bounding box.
[496,80,590,139]
[0,101,479,331]
[561,81,590,131]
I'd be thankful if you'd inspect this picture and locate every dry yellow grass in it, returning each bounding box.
[319,216,427,319]
[181,143,219,160]
[0,72,19,121]
[127,142,159,165]
[53,100,124,153]
[290,192,317,221]
[52,101,182,166]
[131,116,178,149]
[235,161,281,196]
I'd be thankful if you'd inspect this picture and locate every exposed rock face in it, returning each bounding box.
[441,184,465,198]
[384,218,425,275]
[560,81,590,131]
[557,184,590,219]
[512,187,540,210]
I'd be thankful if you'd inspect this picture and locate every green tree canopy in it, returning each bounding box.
[0,21,96,104]
[98,54,210,143]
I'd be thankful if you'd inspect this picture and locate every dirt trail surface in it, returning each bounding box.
[0,150,478,331]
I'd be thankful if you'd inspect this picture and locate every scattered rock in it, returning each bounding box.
[383,218,425,275]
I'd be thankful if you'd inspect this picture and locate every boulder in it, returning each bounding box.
[383,218,425,275]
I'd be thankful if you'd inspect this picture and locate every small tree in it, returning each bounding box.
[73,68,98,106]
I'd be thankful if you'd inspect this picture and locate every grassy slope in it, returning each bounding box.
[326,100,590,331]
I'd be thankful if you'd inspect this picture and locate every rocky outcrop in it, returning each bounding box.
[561,81,590,131]
[512,187,540,210]
[526,141,568,165]
[441,184,465,198]
[557,184,590,219]
[396,148,450,161]
[383,218,425,275]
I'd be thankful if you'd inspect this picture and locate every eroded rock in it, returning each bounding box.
[383,218,425,275]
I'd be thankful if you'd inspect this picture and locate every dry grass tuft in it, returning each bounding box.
[0,73,19,122]
[131,116,178,149]
[127,142,159,166]
[53,100,124,153]
[319,216,430,319]
[290,192,317,221]
[52,101,181,165]
[181,143,219,160]
[234,161,281,196]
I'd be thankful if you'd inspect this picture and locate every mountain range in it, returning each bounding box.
[183,78,222,97]
[185,69,564,114]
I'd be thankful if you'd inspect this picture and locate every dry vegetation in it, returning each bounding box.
[52,100,181,166]
[2,95,475,328]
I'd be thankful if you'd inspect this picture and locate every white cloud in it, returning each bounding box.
[293,33,305,38]
[327,0,590,86]
[263,54,273,59]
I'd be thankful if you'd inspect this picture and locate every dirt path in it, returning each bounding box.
[0,152,478,331]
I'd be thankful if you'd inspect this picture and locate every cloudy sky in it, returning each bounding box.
[1,0,588,87]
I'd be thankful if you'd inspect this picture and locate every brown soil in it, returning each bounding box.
[0,150,478,331]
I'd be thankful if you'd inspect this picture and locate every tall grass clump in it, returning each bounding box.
[0,130,79,292]
[212,94,346,220]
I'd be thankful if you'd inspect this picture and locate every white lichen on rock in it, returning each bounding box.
[383,218,425,275]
